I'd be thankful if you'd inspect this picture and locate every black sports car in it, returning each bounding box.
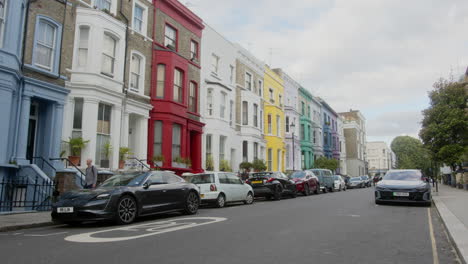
[52,171,200,225]
[246,172,297,200]
[375,170,431,206]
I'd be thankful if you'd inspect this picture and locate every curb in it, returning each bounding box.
[433,195,468,264]
[0,222,56,233]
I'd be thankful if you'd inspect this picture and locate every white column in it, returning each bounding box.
[120,112,129,147]
[16,95,31,165]
[138,116,148,161]
[80,98,99,167]
[61,97,74,149]
[111,105,122,169]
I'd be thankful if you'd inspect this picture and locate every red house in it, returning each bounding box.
[149,0,204,174]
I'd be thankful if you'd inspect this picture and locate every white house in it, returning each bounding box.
[200,24,241,171]
[311,96,324,160]
[337,115,347,175]
[62,3,152,169]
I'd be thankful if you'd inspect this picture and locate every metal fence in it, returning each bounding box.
[0,176,57,212]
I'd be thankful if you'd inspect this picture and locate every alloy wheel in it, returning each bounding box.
[245,192,254,204]
[186,192,199,214]
[118,196,136,224]
[216,194,226,208]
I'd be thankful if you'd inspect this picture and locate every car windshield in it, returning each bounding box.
[100,172,148,187]
[361,176,368,180]
[334,176,341,180]
[290,171,306,178]
[350,178,361,182]
[185,174,214,184]
[384,171,422,181]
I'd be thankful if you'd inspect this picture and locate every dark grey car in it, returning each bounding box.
[375,170,431,206]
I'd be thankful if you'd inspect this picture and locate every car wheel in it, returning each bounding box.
[116,195,137,225]
[303,184,310,196]
[244,192,254,205]
[184,191,199,214]
[343,185,347,191]
[330,186,334,192]
[323,187,328,193]
[273,185,282,200]
[314,184,320,194]
[215,193,226,208]
[290,189,297,198]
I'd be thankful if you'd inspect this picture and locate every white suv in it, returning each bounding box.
[333,175,346,191]
[184,172,254,208]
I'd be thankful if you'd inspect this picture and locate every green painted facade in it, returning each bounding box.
[298,87,314,169]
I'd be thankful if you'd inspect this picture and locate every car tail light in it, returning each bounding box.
[210,184,217,192]
[266,177,275,183]
[245,179,250,184]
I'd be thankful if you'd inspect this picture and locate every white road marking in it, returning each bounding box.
[24,231,68,237]
[64,217,227,243]
[428,208,439,264]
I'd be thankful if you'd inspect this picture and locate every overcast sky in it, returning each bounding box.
[186,0,468,145]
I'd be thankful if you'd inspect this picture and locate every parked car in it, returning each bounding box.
[348,177,365,189]
[184,172,254,208]
[246,172,297,200]
[361,175,371,187]
[310,169,334,192]
[375,169,431,206]
[51,171,200,225]
[333,175,346,191]
[289,170,320,196]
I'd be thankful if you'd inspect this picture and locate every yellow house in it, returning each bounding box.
[263,66,286,172]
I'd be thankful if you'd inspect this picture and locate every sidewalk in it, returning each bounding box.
[433,183,468,264]
[0,211,53,232]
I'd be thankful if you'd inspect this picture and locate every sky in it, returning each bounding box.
[185,0,468,146]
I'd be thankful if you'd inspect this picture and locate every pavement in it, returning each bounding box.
[0,211,53,232]
[0,187,461,264]
[433,183,468,264]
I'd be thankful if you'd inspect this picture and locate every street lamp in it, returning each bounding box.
[290,121,296,171]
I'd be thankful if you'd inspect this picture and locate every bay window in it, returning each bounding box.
[156,64,165,98]
[101,33,116,76]
[172,124,181,160]
[77,26,89,68]
[173,69,183,103]
[153,121,162,156]
[96,103,112,167]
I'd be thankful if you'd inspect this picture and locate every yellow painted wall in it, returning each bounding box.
[263,67,286,172]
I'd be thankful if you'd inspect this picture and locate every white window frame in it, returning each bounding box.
[164,24,177,50]
[93,0,117,15]
[33,18,57,71]
[220,91,226,119]
[129,50,145,95]
[101,32,118,77]
[258,80,263,96]
[0,0,7,49]
[211,54,219,74]
[207,88,213,116]
[132,1,148,36]
[245,72,252,90]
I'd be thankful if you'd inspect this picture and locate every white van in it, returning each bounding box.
[184,172,254,208]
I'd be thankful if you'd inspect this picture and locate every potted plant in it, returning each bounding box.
[220,160,232,172]
[239,161,253,180]
[252,159,267,172]
[172,156,186,168]
[101,141,112,168]
[119,147,132,169]
[64,137,89,166]
[153,154,165,167]
[206,155,214,171]
[183,158,192,168]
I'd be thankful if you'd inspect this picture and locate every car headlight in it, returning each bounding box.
[95,193,111,200]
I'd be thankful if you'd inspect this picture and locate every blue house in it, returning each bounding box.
[0,0,70,211]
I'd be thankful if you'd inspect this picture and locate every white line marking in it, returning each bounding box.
[24,232,68,237]
[428,208,439,264]
[64,217,227,243]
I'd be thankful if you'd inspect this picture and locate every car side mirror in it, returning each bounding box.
[143,180,152,189]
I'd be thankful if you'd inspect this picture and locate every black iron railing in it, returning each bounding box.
[0,176,57,212]
[126,157,152,171]
[49,158,85,187]
[32,156,56,173]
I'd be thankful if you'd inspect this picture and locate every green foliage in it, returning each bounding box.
[313,157,339,171]
[419,78,468,169]
[152,154,165,162]
[103,141,112,158]
[219,160,232,172]
[239,161,253,171]
[390,136,431,173]
[205,155,214,171]
[119,147,132,161]
[182,158,192,166]
[173,156,184,163]
[64,137,89,156]
[252,159,267,172]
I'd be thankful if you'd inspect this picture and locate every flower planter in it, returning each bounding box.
[119,160,125,169]
[172,162,187,168]
[68,156,80,166]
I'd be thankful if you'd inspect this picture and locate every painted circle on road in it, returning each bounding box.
[64,217,227,243]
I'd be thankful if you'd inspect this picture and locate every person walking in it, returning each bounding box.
[84,159,97,189]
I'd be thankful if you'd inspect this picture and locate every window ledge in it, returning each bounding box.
[129,27,153,42]
[24,64,68,80]
[210,72,221,81]
[127,89,150,99]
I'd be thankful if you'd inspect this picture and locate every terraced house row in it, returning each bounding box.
[0,0,367,211]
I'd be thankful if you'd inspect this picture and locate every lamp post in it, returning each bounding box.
[290,121,296,171]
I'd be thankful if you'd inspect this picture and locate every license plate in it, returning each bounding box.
[200,194,205,198]
[57,207,74,213]
[393,192,409,197]
[251,181,263,184]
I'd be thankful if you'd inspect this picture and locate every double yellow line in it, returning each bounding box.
[428,208,439,264]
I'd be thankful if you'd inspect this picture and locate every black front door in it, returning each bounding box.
[26,103,39,162]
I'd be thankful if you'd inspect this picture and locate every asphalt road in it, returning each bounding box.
[0,187,461,264]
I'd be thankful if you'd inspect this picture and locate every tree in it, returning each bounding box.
[252,159,267,172]
[314,157,339,172]
[419,78,468,170]
[390,136,431,173]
